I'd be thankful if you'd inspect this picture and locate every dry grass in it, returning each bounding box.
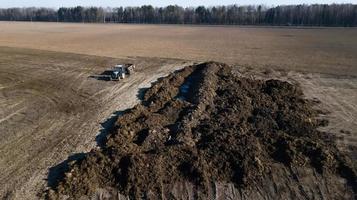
[0,22,356,75]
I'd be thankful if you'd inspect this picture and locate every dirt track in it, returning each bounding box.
[0,47,190,199]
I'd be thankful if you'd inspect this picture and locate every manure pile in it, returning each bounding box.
[48,62,356,199]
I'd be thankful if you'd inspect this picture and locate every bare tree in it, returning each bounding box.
[0,4,356,26]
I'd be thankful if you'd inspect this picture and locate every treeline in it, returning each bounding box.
[0,4,356,26]
[0,7,57,21]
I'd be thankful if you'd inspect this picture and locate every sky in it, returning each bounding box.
[0,0,356,8]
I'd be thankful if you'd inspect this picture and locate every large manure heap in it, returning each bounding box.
[48,62,356,199]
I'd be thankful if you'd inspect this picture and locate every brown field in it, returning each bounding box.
[1,22,357,75]
[0,22,356,199]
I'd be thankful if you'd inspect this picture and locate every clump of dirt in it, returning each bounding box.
[48,62,356,199]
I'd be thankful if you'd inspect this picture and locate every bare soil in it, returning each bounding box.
[48,62,356,200]
[0,22,356,76]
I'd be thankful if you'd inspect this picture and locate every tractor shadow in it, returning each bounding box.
[89,70,117,81]
[89,75,111,81]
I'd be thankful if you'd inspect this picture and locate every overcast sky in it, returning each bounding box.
[0,0,356,8]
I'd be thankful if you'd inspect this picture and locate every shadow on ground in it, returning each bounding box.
[47,153,86,189]
[95,109,130,148]
[136,76,168,102]
[89,75,111,81]
[88,69,121,81]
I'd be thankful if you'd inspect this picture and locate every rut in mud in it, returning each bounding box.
[48,62,356,199]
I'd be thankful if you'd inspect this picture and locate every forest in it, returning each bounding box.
[0,4,356,26]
